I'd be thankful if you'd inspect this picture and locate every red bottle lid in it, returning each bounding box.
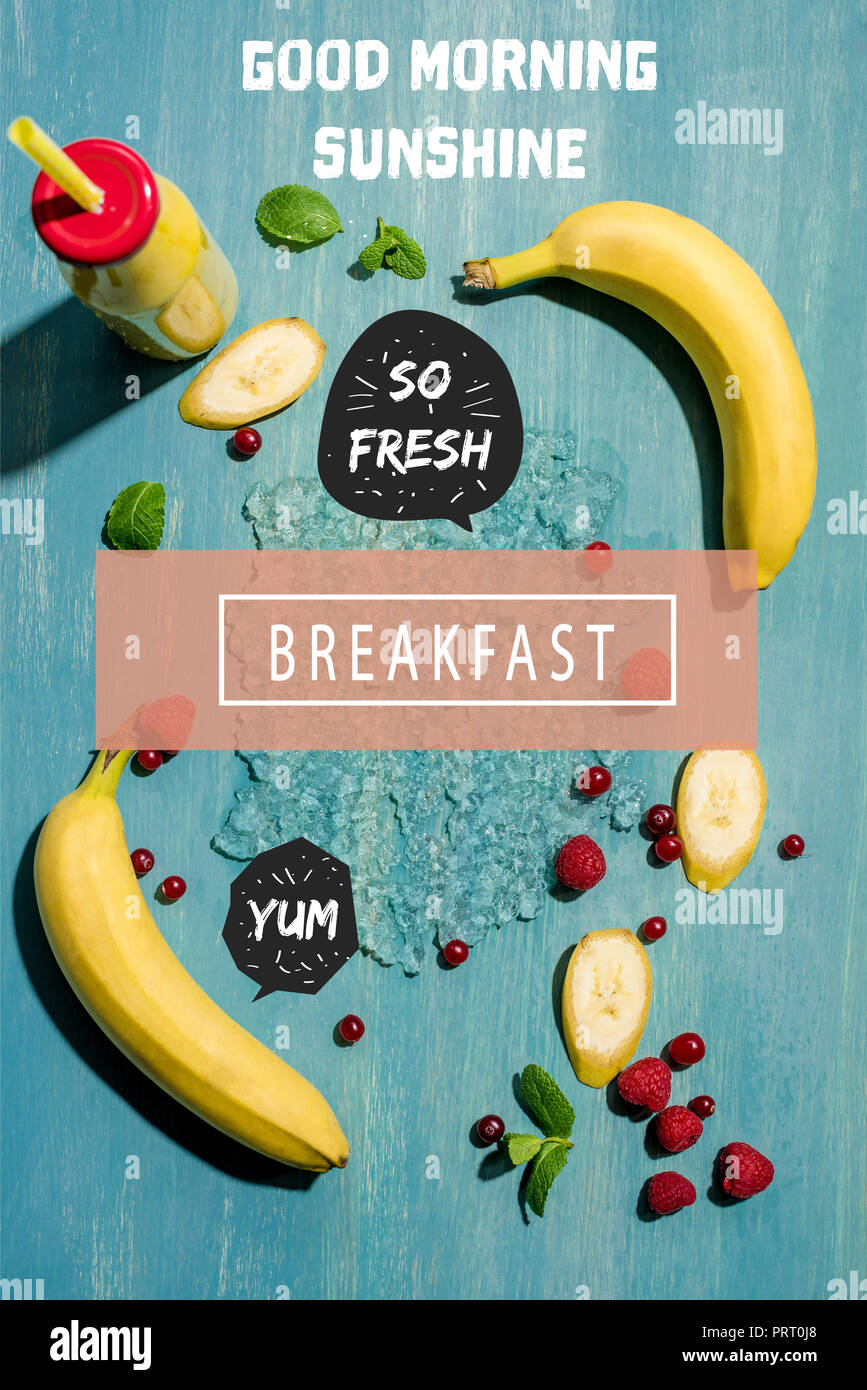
[31,138,160,266]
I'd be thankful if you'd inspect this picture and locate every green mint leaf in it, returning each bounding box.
[359,236,396,271]
[107,481,165,551]
[358,219,427,279]
[520,1064,575,1140]
[504,1133,543,1166]
[256,185,343,245]
[526,1140,569,1218]
[382,225,427,279]
[358,220,395,269]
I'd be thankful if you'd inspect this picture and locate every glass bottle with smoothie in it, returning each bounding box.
[13,120,237,360]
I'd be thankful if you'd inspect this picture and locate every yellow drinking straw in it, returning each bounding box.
[7,116,104,212]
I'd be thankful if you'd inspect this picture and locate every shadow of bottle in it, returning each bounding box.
[1,298,191,479]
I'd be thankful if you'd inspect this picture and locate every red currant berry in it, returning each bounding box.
[130,847,155,875]
[338,1014,365,1044]
[443,939,469,966]
[645,803,675,836]
[641,915,667,942]
[584,540,613,575]
[783,833,805,857]
[232,427,262,456]
[689,1095,716,1119]
[137,749,163,771]
[475,1114,505,1145]
[162,750,179,759]
[161,875,186,901]
[578,765,612,797]
[655,833,683,864]
[670,1032,705,1066]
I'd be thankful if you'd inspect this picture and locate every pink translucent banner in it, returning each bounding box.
[95,550,757,750]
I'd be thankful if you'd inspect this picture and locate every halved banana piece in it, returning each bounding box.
[677,748,766,892]
[156,275,226,354]
[179,317,325,428]
[562,928,652,1088]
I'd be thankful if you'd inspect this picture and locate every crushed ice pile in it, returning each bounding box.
[243,429,622,552]
[214,431,646,973]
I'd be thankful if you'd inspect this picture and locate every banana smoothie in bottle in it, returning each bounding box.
[17,122,237,359]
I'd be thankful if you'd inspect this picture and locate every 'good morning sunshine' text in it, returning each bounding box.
[242,37,658,180]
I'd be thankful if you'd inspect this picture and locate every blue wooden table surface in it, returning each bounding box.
[2,0,864,1300]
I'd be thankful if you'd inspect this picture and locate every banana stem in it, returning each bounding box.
[81,749,134,800]
[463,237,558,291]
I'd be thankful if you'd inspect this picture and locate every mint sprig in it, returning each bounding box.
[106,481,165,551]
[521,1062,576,1139]
[359,217,426,279]
[358,226,393,272]
[503,1132,543,1166]
[526,1140,570,1218]
[503,1064,575,1218]
[256,185,343,245]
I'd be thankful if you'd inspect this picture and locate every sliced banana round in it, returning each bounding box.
[179,317,325,428]
[677,748,767,892]
[561,928,652,1088]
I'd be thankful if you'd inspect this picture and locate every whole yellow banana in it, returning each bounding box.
[464,202,816,588]
[34,750,350,1171]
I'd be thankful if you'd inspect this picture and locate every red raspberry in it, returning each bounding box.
[138,694,195,751]
[617,1056,671,1112]
[554,834,606,891]
[620,647,671,701]
[655,1105,703,1153]
[647,1171,696,1215]
[719,1142,774,1199]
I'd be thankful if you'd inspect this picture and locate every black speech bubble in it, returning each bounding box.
[318,309,523,531]
[222,838,358,998]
